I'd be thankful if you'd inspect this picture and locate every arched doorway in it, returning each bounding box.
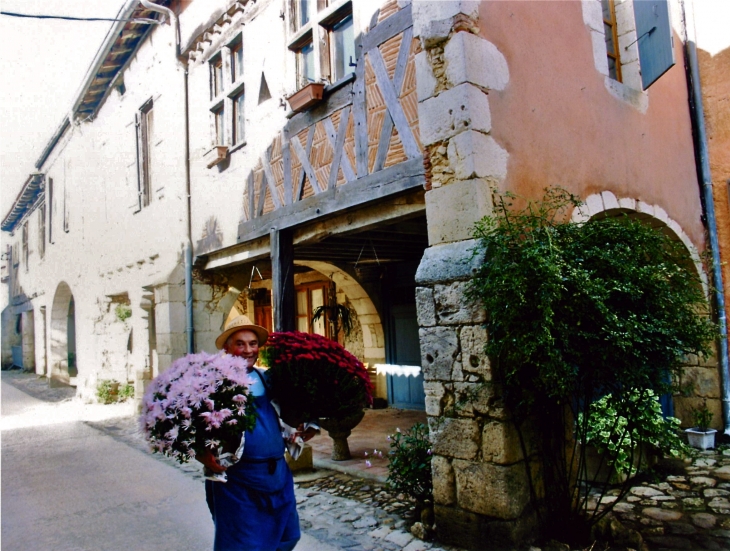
[50,282,77,386]
[577,192,710,420]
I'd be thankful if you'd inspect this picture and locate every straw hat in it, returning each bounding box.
[215,315,269,350]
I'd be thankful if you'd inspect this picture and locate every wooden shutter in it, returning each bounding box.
[634,0,675,90]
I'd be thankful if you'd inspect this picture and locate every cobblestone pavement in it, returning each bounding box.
[588,450,730,551]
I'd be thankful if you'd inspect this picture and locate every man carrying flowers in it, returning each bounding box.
[198,315,315,551]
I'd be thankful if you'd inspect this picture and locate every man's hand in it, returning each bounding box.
[196,449,227,473]
[296,424,318,443]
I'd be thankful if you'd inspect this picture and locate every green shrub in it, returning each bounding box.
[467,188,716,544]
[97,380,134,404]
[692,400,714,432]
[115,304,132,322]
[580,389,690,476]
[386,423,433,504]
[119,382,135,401]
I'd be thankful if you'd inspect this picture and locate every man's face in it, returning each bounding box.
[224,329,259,361]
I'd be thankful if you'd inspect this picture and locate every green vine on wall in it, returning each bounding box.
[467,188,716,545]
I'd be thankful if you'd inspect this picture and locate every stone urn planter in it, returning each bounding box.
[685,427,716,450]
[319,409,365,461]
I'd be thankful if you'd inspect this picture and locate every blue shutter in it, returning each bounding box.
[634,0,675,90]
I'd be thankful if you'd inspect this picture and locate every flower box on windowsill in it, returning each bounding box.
[286,82,325,113]
[685,428,716,450]
[205,145,228,169]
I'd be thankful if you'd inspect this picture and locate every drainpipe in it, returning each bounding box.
[140,1,194,353]
[684,6,730,434]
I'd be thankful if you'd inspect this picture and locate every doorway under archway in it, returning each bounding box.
[50,282,77,386]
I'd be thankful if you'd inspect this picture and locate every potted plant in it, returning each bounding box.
[260,331,373,460]
[685,400,716,450]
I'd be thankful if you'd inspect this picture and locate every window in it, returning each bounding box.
[48,178,54,244]
[137,99,154,207]
[295,282,328,336]
[213,104,226,145]
[22,222,28,271]
[289,0,355,90]
[211,56,224,99]
[231,41,243,83]
[232,91,245,145]
[208,35,246,150]
[602,0,622,82]
[331,13,354,82]
[38,205,45,259]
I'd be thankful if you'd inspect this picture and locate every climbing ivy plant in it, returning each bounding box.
[467,188,716,545]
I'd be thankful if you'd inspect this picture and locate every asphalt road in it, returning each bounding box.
[1,378,215,551]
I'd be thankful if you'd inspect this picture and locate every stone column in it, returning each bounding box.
[412,2,536,548]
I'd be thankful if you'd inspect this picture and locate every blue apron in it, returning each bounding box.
[205,370,300,551]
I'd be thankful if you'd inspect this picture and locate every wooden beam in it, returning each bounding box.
[373,26,413,172]
[291,127,323,194]
[247,171,255,221]
[238,157,425,242]
[286,81,354,137]
[262,146,282,209]
[270,228,296,332]
[282,134,293,206]
[361,3,412,52]
[325,106,353,189]
[353,34,368,179]
[369,46,421,160]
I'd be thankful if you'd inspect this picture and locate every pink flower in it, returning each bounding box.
[365,460,372,468]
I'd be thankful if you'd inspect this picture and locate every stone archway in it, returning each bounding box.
[572,191,707,290]
[50,282,77,386]
[573,191,717,426]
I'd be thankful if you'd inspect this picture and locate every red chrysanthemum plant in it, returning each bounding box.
[259,331,373,426]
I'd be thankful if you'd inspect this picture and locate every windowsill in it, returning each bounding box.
[324,72,356,94]
[284,72,356,118]
[604,77,648,114]
[229,141,247,155]
[228,80,245,98]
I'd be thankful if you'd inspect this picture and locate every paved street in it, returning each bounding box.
[1,377,214,551]
[1,373,455,551]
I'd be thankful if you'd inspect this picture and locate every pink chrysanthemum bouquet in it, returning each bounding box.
[139,352,257,467]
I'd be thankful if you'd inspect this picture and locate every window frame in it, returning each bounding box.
[601,0,623,83]
[21,221,29,271]
[288,0,355,91]
[138,98,154,208]
[295,281,330,337]
[38,204,45,259]
[231,89,245,146]
[208,34,247,150]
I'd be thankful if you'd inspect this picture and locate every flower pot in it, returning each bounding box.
[286,82,325,113]
[319,410,365,461]
[685,427,716,450]
[205,145,228,168]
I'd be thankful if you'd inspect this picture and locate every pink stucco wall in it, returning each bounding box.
[479,1,704,248]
